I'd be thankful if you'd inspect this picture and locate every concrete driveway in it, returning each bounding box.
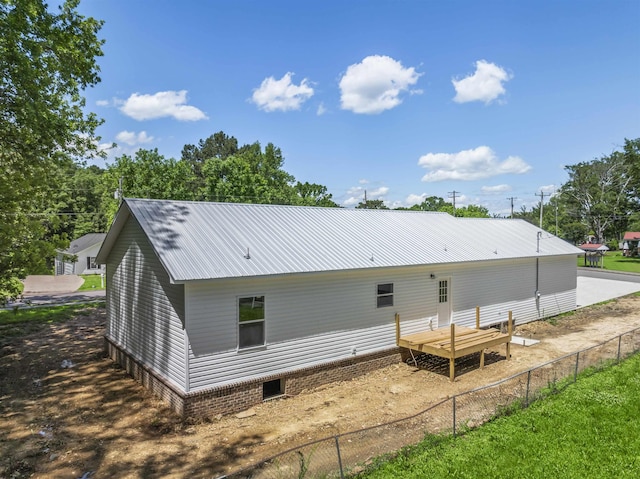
[576,269,640,308]
[23,275,84,293]
[14,275,105,307]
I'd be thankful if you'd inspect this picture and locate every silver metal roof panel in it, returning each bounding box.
[101,198,583,283]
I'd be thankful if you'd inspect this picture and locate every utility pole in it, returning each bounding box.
[535,190,550,229]
[554,189,558,236]
[448,190,461,215]
[114,176,123,204]
[506,196,518,219]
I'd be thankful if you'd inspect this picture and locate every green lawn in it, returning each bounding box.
[357,354,640,478]
[78,273,105,291]
[578,252,640,274]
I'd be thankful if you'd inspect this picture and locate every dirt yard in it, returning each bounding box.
[2,295,640,479]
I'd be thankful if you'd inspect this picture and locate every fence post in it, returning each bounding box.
[334,436,344,479]
[617,335,622,362]
[452,396,457,438]
[525,370,531,407]
[574,351,580,383]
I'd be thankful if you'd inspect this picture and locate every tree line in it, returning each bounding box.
[33,132,640,262]
[514,138,640,246]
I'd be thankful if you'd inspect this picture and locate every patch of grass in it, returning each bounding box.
[0,303,104,348]
[78,274,105,291]
[578,252,640,273]
[356,353,640,478]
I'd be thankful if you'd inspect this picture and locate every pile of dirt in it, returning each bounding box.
[1,296,639,478]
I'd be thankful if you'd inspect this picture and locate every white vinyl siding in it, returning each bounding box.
[184,255,578,391]
[185,267,436,390]
[105,217,187,391]
[448,256,577,328]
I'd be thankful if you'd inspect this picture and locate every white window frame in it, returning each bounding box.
[237,295,266,349]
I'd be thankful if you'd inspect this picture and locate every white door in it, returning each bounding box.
[437,278,452,324]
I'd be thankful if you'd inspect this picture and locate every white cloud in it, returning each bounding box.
[342,196,361,207]
[251,72,314,112]
[342,184,390,207]
[450,194,471,206]
[316,103,327,116]
[369,186,389,197]
[96,99,109,107]
[115,130,154,146]
[418,146,532,182]
[339,55,422,114]
[120,90,208,121]
[452,60,512,104]
[481,184,512,194]
[387,200,406,209]
[405,193,428,205]
[539,184,557,195]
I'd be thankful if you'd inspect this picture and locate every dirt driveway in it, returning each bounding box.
[1,294,640,479]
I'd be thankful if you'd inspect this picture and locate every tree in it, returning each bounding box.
[67,165,109,237]
[559,150,632,243]
[181,131,240,197]
[621,138,640,206]
[0,0,104,298]
[407,196,449,211]
[200,142,298,204]
[455,204,490,218]
[102,149,196,221]
[294,182,338,207]
[402,196,488,217]
[356,199,389,209]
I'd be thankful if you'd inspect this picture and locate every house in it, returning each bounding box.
[55,233,106,275]
[96,198,583,418]
[622,232,640,257]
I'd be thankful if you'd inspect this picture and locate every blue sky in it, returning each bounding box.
[78,0,640,215]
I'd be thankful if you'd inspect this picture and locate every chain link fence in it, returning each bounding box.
[218,327,640,479]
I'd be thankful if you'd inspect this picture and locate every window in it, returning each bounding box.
[238,296,265,349]
[439,280,448,303]
[377,283,394,308]
[263,379,284,400]
[87,257,98,270]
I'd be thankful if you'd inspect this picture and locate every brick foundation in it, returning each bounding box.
[104,336,401,419]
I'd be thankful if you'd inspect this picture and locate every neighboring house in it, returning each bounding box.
[623,232,640,257]
[96,198,583,418]
[55,233,106,275]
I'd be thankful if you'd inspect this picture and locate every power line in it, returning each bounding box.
[1,212,107,217]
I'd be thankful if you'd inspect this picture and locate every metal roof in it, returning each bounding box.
[62,233,107,255]
[97,198,584,283]
[578,243,609,252]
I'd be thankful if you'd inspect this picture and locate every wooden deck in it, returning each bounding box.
[396,309,513,381]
